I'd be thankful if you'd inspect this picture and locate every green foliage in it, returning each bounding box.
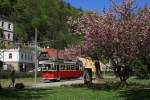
[1,85,150,100]
[0,29,3,38]
[131,57,150,79]
[0,0,81,49]
[0,29,5,49]
[0,72,40,79]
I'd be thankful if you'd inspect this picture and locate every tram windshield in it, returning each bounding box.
[39,64,56,71]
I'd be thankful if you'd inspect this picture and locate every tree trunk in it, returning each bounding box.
[146,62,150,74]
[0,83,2,89]
[114,65,130,87]
[95,61,102,79]
[119,80,128,87]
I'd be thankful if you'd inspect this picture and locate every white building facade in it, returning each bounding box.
[0,18,13,41]
[0,48,34,71]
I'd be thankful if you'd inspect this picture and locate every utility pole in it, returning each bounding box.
[34,28,38,83]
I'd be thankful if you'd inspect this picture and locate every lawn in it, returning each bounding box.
[0,86,150,100]
[0,77,150,100]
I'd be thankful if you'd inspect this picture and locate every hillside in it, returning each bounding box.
[0,0,81,49]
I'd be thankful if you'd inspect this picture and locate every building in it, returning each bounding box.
[78,57,96,72]
[78,57,109,72]
[0,48,34,71]
[39,48,65,60]
[0,17,14,70]
[0,17,13,41]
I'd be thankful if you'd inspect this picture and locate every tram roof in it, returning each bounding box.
[39,59,78,64]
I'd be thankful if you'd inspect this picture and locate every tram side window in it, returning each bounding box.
[52,65,57,70]
[69,65,71,70]
[60,65,63,70]
[48,64,52,70]
[66,65,70,70]
[71,65,75,70]
[76,66,79,70]
[63,65,65,70]
[57,65,59,70]
[60,65,65,70]
[64,65,67,70]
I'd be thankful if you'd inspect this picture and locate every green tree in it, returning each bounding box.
[0,0,81,49]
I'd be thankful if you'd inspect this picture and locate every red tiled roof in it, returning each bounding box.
[42,48,64,59]
[41,48,78,60]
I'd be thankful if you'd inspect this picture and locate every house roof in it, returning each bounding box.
[42,48,64,59]
[39,48,79,61]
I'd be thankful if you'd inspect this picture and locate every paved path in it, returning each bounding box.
[24,76,115,89]
[25,78,84,89]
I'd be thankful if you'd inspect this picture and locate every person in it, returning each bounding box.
[9,67,16,87]
[22,64,26,72]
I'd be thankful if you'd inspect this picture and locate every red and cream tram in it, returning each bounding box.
[39,59,83,81]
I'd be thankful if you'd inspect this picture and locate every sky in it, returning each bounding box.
[64,0,150,14]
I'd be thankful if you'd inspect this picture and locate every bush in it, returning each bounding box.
[136,73,150,79]
[15,83,24,89]
[0,72,41,79]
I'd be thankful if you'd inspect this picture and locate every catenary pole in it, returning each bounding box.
[35,28,38,83]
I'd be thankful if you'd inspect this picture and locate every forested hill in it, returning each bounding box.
[0,0,81,49]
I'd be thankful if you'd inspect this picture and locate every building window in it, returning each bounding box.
[9,53,12,59]
[1,22,4,27]
[25,54,27,61]
[28,55,30,61]
[31,56,32,61]
[21,54,23,60]
[8,34,10,39]
[8,24,11,29]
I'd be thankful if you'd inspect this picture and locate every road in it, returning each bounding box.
[25,78,84,88]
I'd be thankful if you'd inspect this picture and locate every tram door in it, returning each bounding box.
[56,64,59,78]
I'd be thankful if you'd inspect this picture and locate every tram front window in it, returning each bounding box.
[39,64,47,71]
[43,64,48,70]
[40,64,52,71]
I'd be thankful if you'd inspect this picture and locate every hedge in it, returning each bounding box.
[0,72,41,79]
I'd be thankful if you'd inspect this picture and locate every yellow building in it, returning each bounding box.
[78,57,108,72]
[78,57,96,72]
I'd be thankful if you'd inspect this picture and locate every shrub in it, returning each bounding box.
[0,72,41,79]
[15,83,25,89]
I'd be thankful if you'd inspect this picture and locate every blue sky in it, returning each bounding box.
[64,0,150,14]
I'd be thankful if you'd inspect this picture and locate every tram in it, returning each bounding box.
[39,59,83,81]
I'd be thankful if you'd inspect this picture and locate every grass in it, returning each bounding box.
[0,86,150,100]
[0,76,150,100]
[0,77,42,87]
[127,76,150,86]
